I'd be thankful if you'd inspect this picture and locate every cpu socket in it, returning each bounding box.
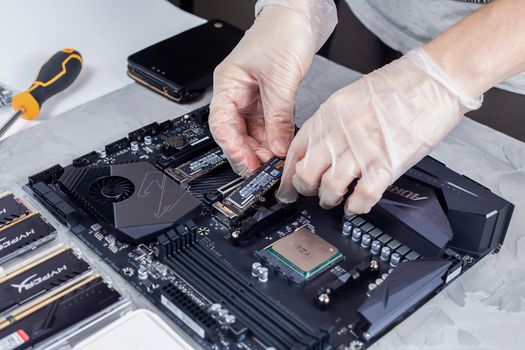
[255,226,342,286]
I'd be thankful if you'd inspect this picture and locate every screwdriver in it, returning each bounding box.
[0,48,83,139]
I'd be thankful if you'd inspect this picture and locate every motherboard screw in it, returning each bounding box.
[349,340,364,350]
[121,267,135,277]
[197,227,210,236]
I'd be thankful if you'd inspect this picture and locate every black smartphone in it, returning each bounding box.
[127,20,244,103]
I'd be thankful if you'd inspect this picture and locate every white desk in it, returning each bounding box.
[0,0,205,139]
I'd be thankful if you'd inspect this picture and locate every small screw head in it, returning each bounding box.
[370,260,380,270]
[318,293,330,304]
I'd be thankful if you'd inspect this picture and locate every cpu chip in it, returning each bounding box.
[265,226,342,279]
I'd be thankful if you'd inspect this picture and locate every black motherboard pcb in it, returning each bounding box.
[27,105,514,350]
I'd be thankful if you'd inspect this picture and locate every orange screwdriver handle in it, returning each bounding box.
[12,48,83,120]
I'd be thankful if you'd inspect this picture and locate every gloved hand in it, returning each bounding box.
[276,47,482,214]
[209,1,337,176]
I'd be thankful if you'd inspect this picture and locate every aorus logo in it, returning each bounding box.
[387,185,428,201]
[11,265,68,293]
[137,172,187,219]
[0,229,35,251]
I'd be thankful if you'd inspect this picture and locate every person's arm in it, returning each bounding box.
[277,1,525,214]
[426,0,525,98]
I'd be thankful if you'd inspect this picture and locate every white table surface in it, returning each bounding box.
[0,54,524,350]
[0,0,205,139]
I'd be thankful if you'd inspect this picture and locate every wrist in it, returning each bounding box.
[408,47,483,111]
[424,42,488,100]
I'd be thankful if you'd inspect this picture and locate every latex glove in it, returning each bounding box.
[209,1,337,176]
[276,47,482,214]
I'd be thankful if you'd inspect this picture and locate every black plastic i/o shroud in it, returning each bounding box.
[356,258,451,341]
[0,247,90,314]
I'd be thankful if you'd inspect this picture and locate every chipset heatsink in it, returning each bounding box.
[255,226,342,286]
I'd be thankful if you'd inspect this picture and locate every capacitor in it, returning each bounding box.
[342,221,352,236]
[138,266,148,280]
[367,283,377,295]
[371,240,381,255]
[224,314,236,324]
[258,267,268,283]
[144,135,152,145]
[351,227,362,242]
[375,278,384,286]
[217,308,229,320]
[381,273,390,280]
[390,252,401,267]
[208,303,221,314]
[130,141,139,151]
[97,149,106,158]
[380,246,391,261]
[361,234,371,248]
[251,262,262,277]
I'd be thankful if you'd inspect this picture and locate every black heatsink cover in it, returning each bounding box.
[357,258,451,341]
[404,157,514,256]
[366,177,453,256]
[58,162,202,242]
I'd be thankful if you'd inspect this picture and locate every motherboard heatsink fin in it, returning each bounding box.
[58,161,202,243]
[365,177,453,256]
[357,258,451,341]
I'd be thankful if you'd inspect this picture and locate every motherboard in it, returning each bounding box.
[27,105,514,350]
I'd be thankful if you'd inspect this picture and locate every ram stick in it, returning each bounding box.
[0,275,120,350]
[0,247,90,314]
[213,157,284,226]
[0,213,56,264]
[166,147,227,187]
[0,193,29,227]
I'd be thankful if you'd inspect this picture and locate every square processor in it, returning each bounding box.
[256,226,342,285]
